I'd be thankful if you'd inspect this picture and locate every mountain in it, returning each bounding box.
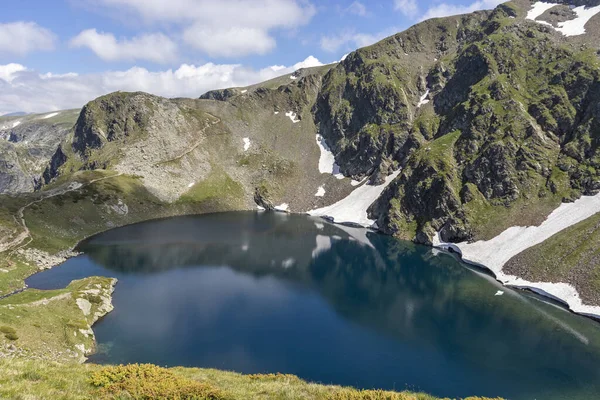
[0,110,79,193]
[1,0,600,317]
[1,112,29,117]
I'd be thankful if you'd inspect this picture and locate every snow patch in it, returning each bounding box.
[435,191,600,318]
[275,203,289,212]
[241,89,247,93]
[526,2,559,21]
[417,89,430,108]
[274,111,279,115]
[495,291,504,296]
[243,137,251,151]
[12,120,21,128]
[315,134,344,179]
[351,178,367,187]
[285,111,300,123]
[526,2,600,37]
[257,205,265,211]
[308,170,401,227]
[556,5,600,36]
[315,186,326,197]
[290,74,298,80]
[42,112,59,119]
[187,182,194,188]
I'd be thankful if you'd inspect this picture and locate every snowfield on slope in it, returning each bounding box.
[434,191,600,318]
[308,170,401,227]
[526,2,559,21]
[556,5,600,36]
[315,134,344,179]
[527,2,600,37]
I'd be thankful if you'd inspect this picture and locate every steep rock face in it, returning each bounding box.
[0,112,77,193]
[360,1,600,242]
[71,92,152,163]
[313,13,489,179]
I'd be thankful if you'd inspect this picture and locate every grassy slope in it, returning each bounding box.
[0,359,500,400]
[504,212,600,304]
[0,276,115,362]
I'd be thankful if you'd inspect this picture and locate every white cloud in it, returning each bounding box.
[0,63,27,83]
[320,28,398,53]
[291,55,322,69]
[0,22,56,55]
[394,0,418,17]
[347,1,367,17]
[92,0,316,58]
[0,56,324,115]
[70,29,178,63]
[182,26,275,57]
[421,0,504,20]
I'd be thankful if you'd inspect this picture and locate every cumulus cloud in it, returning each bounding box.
[70,29,178,63]
[394,0,418,18]
[421,0,504,20]
[0,56,324,115]
[346,1,368,17]
[320,28,398,53]
[0,22,56,55]
[92,0,316,58]
[0,63,27,83]
[182,26,275,58]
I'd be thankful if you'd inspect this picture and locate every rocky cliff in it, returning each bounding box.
[0,111,78,193]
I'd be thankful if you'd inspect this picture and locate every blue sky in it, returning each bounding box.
[0,0,504,114]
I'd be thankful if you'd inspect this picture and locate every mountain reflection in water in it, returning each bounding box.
[27,212,600,400]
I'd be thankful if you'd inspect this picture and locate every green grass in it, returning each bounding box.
[178,168,245,209]
[504,212,600,303]
[0,359,503,400]
[0,277,115,361]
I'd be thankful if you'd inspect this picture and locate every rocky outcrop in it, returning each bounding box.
[42,145,67,184]
[0,114,75,194]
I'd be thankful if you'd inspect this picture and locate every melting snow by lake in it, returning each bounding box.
[435,190,600,318]
[308,170,401,227]
[275,203,289,212]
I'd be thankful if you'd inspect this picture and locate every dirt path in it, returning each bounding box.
[1,173,122,254]
[154,115,221,166]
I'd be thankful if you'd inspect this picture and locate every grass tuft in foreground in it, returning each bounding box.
[90,364,225,399]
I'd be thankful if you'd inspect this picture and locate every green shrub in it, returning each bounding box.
[89,364,226,400]
[21,370,43,381]
[0,326,18,341]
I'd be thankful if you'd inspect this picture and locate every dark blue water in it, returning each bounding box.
[27,212,600,400]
